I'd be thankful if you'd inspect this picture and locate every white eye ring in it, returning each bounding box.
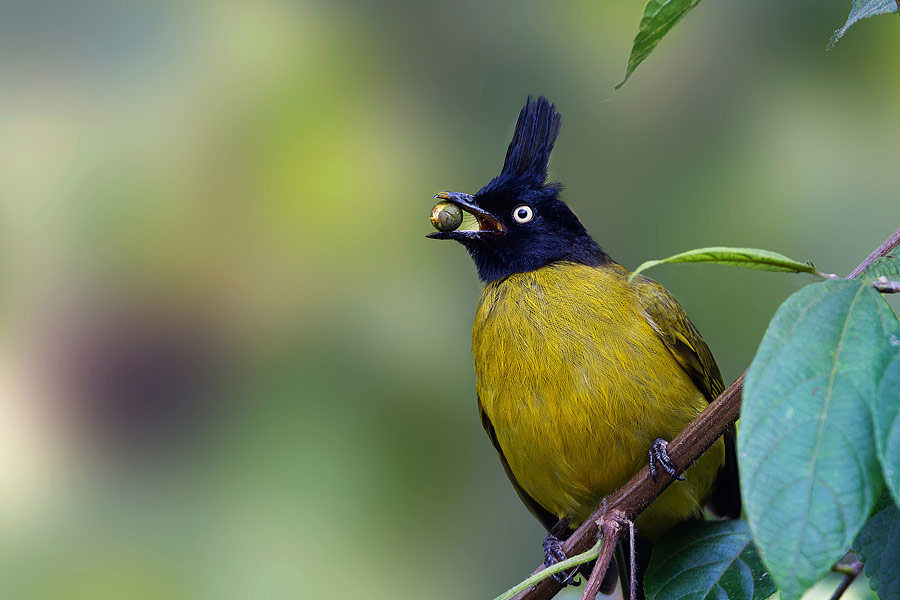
[512,205,534,223]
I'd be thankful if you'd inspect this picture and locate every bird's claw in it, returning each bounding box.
[649,438,684,483]
[542,533,580,587]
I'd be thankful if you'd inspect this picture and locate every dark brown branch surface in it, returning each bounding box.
[829,560,863,600]
[511,226,900,600]
[579,514,623,600]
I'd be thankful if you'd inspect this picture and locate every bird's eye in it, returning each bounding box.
[512,205,534,224]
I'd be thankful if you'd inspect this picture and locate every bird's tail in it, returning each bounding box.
[575,557,619,596]
[708,426,742,519]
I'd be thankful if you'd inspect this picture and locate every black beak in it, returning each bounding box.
[426,192,503,240]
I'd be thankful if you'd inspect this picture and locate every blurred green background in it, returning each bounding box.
[0,1,897,599]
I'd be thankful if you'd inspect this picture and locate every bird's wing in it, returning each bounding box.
[633,275,724,402]
[479,401,561,531]
[634,274,742,519]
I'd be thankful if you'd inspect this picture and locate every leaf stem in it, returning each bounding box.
[815,269,840,280]
[491,536,605,600]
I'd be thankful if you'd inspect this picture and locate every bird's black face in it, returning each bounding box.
[427,97,607,282]
[427,184,602,282]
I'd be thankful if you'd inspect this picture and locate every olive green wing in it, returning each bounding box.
[479,401,560,531]
[633,274,742,519]
[634,275,724,402]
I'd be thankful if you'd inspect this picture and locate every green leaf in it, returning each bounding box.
[645,520,776,600]
[874,348,900,505]
[853,493,900,600]
[617,0,703,90]
[856,254,900,282]
[629,247,820,281]
[741,279,895,600]
[827,0,899,50]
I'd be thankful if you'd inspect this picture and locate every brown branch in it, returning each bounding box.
[579,514,624,600]
[847,227,900,279]
[510,226,900,600]
[872,278,900,293]
[829,559,863,600]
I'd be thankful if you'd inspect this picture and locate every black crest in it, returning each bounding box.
[442,96,608,282]
[480,97,561,196]
[501,97,561,187]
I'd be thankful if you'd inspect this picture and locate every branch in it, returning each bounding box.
[508,225,900,600]
[829,559,863,600]
[872,278,900,293]
[579,515,623,600]
[847,227,900,279]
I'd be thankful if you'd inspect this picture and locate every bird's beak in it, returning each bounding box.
[426,192,503,240]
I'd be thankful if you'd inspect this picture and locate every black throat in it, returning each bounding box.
[462,233,611,283]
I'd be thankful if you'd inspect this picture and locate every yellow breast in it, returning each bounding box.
[473,262,723,537]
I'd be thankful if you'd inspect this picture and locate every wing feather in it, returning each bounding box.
[634,275,742,519]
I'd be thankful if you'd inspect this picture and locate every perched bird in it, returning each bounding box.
[428,97,740,596]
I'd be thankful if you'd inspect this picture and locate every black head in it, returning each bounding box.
[428,96,608,282]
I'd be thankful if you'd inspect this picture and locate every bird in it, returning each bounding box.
[427,96,740,597]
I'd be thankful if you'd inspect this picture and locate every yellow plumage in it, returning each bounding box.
[473,260,725,538]
[429,96,738,594]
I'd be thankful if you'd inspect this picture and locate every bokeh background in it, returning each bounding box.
[0,1,897,599]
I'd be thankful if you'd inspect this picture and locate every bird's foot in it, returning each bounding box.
[649,438,684,483]
[542,533,580,587]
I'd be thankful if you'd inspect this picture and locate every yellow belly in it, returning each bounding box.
[473,262,724,538]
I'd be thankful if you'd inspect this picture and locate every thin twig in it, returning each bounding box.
[627,520,636,600]
[829,560,863,600]
[832,561,859,576]
[579,516,623,600]
[847,228,900,279]
[872,278,900,293]
[507,226,900,600]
